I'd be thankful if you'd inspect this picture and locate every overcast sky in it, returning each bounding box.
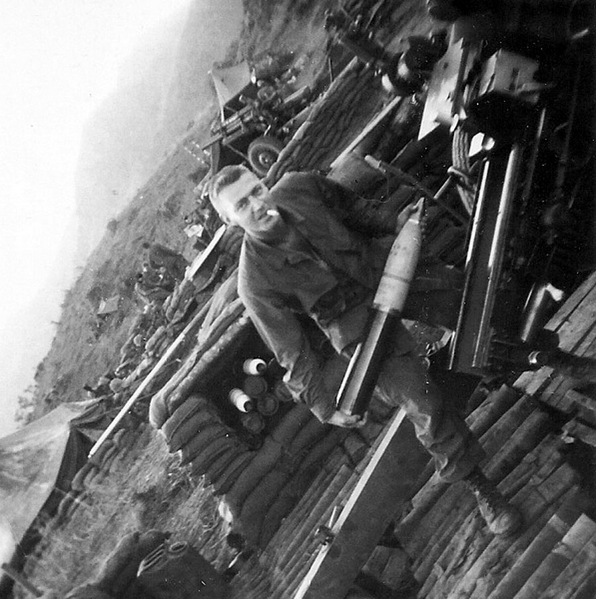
[0,0,193,439]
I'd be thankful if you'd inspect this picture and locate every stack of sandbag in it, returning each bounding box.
[163,279,198,323]
[149,288,251,431]
[159,393,250,484]
[264,59,383,187]
[57,420,147,525]
[219,403,351,548]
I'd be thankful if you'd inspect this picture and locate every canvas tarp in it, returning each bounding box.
[0,401,106,555]
[97,295,120,316]
[209,61,251,118]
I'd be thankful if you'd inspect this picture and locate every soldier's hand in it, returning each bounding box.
[327,410,366,428]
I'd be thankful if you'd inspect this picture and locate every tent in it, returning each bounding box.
[209,61,252,119]
[0,400,108,586]
[97,295,121,316]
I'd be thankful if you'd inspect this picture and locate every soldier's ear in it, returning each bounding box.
[217,209,232,225]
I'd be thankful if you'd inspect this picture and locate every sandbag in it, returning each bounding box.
[161,392,212,435]
[188,435,243,477]
[89,440,115,468]
[165,409,220,453]
[238,468,293,547]
[212,453,254,496]
[287,416,329,456]
[270,403,313,445]
[178,424,231,465]
[204,446,246,485]
[224,437,284,517]
[71,463,94,494]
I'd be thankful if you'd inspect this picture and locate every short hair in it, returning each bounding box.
[208,164,253,205]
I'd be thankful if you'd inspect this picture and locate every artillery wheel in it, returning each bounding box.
[248,135,285,177]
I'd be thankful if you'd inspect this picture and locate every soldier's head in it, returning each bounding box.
[207,165,283,239]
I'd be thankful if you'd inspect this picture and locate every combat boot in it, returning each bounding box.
[464,468,522,536]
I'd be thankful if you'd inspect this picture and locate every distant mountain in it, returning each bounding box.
[74,0,243,259]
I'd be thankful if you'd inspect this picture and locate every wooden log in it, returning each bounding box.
[562,388,596,416]
[486,492,582,599]
[562,420,596,447]
[467,485,580,599]
[571,572,596,599]
[467,384,522,438]
[537,373,578,412]
[399,385,522,542]
[478,393,540,461]
[483,408,553,481]
[417,434,566,591]
[258,433,347,548]
[548,276,596,351]
[513,514,596,599]
[266,453,347,566]
[514,366,556,397]
[275,464,354,573]
[546,273,596,333]
[405,402,549,562]
[425,462,578,599]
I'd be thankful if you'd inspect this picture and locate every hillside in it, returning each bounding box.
[74,0,244,259]
[27,0,340,421]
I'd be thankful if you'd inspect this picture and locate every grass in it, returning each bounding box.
[13,0,353,595]
[17,427,234,597]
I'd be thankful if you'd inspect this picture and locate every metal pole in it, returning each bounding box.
[88,296,214,458]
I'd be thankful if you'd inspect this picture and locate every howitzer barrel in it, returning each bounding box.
[337,201,424,416]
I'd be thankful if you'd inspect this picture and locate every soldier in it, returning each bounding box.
[207,164,522,536]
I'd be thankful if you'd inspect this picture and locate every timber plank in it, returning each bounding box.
[546,272,596,335]
[541,536,596,599]
[514,366,556,397]
[562,420,596,447]
[432,463,578,599]
[275,464,353,572]
[486,492,583,599]
[554,300,596,353]
[483,409,553,482]
[420,438,567,596]
[478,394,539,461]
[399,386,522,546]
[411,406,552,576]
[563,389,596,416]
[469,486,580,599]
[293,410,428,599]
[571,572,596,599]
[513,514,596,599]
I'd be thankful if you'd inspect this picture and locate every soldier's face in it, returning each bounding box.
[216,171,283,239]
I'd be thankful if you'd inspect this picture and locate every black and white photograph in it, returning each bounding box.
[1,1,596,597]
